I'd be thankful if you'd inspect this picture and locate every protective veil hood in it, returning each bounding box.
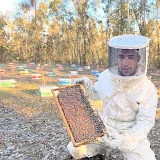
[108,35,150,84]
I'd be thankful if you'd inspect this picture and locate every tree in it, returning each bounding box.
[0,14,7,62]
[72,0,89,66]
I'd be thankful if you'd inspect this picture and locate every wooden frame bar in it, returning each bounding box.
[52,84,105,147]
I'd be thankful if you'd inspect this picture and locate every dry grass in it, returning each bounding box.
[0,65,159,119]
[0,64,159,160]
[0,64,97,119]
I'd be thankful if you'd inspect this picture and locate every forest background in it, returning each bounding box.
[0,0,160,70]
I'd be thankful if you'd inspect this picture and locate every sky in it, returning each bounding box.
[0,0,21,14]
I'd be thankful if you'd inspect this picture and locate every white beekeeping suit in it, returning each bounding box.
[67,35,158,160]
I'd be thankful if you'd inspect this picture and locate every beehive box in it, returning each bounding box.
[56,64,62,67]
[17,66,24,70]
[25,69,32,72]
[23,64,28,68]
[68,75,78,79]
[0,79,16,87]
[70,71,78,75]
[32,73,42,79]
[71,64,76,68]
[53,69,59,73]
[91,70,99,78]
[52,85,106,147]
[0,64,5,67]
[0,69,5,75]
[20,70,28,75]
[91,70,99,75]
[68,71,78,79]
[28,63,34,67]
[36,67,40,70]
[76,65,83,71]
[20,69,32,75]
[8,63,14,67]
[48,72,56,77]
[38,85,58,97]
[59,78,72,85]
[84,66,90,70]
[57,66,64,70]
[9,66,17,71]
[44,63,49,67]
[77,68,84,72]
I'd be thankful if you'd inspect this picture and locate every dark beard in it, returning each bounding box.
[118,67,137,76]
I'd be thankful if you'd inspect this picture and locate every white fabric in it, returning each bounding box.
[108,34,150,49]
[67,68,158,160]
[67,138,156,160]
[67,141,109,159]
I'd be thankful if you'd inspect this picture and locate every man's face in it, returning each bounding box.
[118,49,140,76]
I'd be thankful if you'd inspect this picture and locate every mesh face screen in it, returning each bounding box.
[108,47,147,76]
[52,85,105,147]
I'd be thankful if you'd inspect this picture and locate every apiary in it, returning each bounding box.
[68,71,78,79]
[56,64,62,67]
[0,69,5,75]
[25,69,32,73]
[91,70,99,75]
[36,67,40,70]
[48,72,56,77]
[52,85,106,147]
[8,63,14,67]
[23,64,28,68]
[76,65,80,69]
[76,66,84,71]
[32,73,42,79]
[59,78,72,85]
[44,63,49,67]
[84,66,90,70]
[68,75,78,79]
[0,79,16,87]
[53,69,59,73]
[17,66,24,70]
[20,69,32,75]
[91,70,99,78]
[71,64,76,68]
[20,70,28,75]
[57,66,64,70]
[70,71,78,75]
[38,85,58,97]
[77,68,84,71]
[28,63,34,67]
[9,66,17,71]
[0,64,5,67]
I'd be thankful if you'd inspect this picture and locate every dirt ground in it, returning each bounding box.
[0,64,160,160]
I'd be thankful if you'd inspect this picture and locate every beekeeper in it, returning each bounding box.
[67,34,158,160]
